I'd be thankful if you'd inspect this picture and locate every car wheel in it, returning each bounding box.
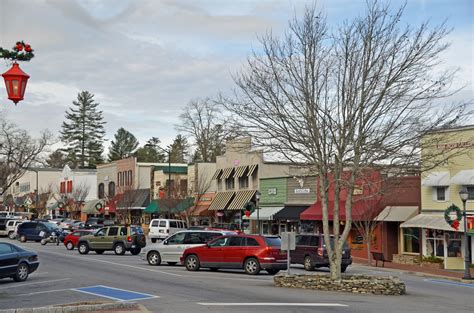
[13,263,29,282]
[40,239,47,245]
[167,262,177,266]
[266,269,280,275]
[244,258,261,275]
[66,241,74,250]
[341,265,348,273]
[185,255,200,271]
[147,251,161,266]
[151,238,157,243]
[20,235,27,242]
[95,250,105,255]
[8,232,16,240]
[304,256,314,271]
[114,243,126,255]
[209,267,218,272]
[130,248,141,255]
[78,242,89,254]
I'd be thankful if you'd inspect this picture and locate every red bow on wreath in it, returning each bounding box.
[451,219,460,230]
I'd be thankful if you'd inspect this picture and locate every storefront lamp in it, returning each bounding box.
[2,62,30,104]
[459,188,469,202]
[255,191,261,200]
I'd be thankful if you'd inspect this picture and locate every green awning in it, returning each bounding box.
[82,199,105,214]
[144,200,159,214]
[173,197,195,213]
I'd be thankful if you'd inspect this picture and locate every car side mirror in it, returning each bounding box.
[163,240,168,245]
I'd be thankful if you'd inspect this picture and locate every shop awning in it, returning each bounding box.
[247,164,258,177]
[117,189,150,209]
[274,206,309,220]
[144,200,158,214]
[300,200,381,221]
[400,213,465,232]
[450,170,474,185]
[82,199,105,214]
[375,206,419,222]
[227,190,256,210]
[189,205,214,217]
[243,206,284,220]
[173,197,195,213]
[421,171,449,186]
[208,192,235,211]
[235,166,248,178]
[211,169,223,180]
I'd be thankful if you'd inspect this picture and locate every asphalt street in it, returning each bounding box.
[0,238,472,313]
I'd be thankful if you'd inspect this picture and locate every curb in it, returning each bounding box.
[0,302,138,313]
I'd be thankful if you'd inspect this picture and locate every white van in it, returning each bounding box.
[149,219,188,242]
[143,230,235,266]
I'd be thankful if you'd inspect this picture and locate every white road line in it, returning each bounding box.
[186,275,271,282]
[41,250,183,277]
[197,303,348,307]
[14,288,74,296]
[0,278,71,290]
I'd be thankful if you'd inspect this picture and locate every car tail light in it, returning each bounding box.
[29,255,38,262]
[166,229,169,233]
[317,247,324,256]
[127,236,132,242]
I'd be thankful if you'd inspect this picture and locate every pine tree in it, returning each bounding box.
[169,135,189,163]
[60,91,106,168]
[134,137,166,162]
[108,128,139,161]
[46,149,68,168]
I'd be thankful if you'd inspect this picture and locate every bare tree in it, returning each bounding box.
[0,117,52,196]
[185,166,213,225]
[52,182,90,218]
[177,98,228,162]
[221,3,471,280]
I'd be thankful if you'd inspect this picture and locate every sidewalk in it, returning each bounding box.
[353,257,474,282]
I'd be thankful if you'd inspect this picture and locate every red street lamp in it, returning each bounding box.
[2,62,30,104]
[0,41,34,105]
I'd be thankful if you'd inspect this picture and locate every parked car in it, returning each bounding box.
[17,221,63,242]
[59,219,79,230]
[48,218,66,226]
[291,234,352,272]
[144,230,236,266]
[77,225,146,255]
[103,219,116,226]
[6,220,23,239]
[0,218,22,237]
[63,229,95,250]
[85,217,104,229]
[0,242,39,282]
[148,219,188,243]
[70,221,86,230]
[181,235,287,275]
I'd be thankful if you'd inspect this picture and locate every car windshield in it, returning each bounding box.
[323,236,349,249]
[131,226,144,235]
[264,237,281,247]
[45,222,61,230]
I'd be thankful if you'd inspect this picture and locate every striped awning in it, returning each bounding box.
[221,168,235,179]
[227,190,256,211]
[235,166,248,178]
[208,192,235,211]
[247,164,258,177]
[211,169,223,180]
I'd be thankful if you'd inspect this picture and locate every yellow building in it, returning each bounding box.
[402,125,474,269]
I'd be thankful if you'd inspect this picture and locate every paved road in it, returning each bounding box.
[0,238,472,313]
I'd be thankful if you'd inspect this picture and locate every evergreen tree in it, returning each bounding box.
[168,134,189,163]
[60,91,106,168]
[134,137,166,162]
[46,149,68,168]
[108,128,139,161]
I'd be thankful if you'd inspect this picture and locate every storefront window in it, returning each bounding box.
[426,229,444,257]
[447,232,462,257]
[402,228,420,253]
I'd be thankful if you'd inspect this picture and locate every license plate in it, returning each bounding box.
[131,245,136,248]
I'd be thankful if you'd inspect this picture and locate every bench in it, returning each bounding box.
[372,252,388,267]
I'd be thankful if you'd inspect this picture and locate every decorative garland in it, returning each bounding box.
[0,41,35,61]
[444,204,462,230]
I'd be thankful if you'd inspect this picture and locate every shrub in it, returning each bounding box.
[421,256,443,263]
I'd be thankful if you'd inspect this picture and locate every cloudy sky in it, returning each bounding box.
[0,0,472,152]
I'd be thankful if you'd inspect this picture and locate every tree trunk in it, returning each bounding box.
[330,248,343,280]
[367,237,372,266]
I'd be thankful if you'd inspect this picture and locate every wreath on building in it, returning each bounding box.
[95,202,104,212]
[444,204,462,230]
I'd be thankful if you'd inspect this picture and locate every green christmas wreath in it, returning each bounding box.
[444,204,462,230]
[0,41,35,61]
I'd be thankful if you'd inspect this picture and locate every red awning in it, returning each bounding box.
[300,200,382,221]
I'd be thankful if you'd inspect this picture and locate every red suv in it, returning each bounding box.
[63,230,94,250]
[181,235,287,275]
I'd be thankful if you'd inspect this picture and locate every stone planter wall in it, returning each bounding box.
[420,262,443,270]
[392,254,419,265]
[274,274,406,295]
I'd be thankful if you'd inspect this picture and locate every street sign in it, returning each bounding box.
[281,232,296,250]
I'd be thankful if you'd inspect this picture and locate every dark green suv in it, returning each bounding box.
[77,225,146,255]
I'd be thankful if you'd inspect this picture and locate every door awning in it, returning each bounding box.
[274,206,308,220]
[375,206,419,222]
[450,170,474,185]
[300,200,382,221]
[421,171,449,186]
[400,213,465,232]
[243,206,284,220]
[227,190,256,211]
[208,192,235,211]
